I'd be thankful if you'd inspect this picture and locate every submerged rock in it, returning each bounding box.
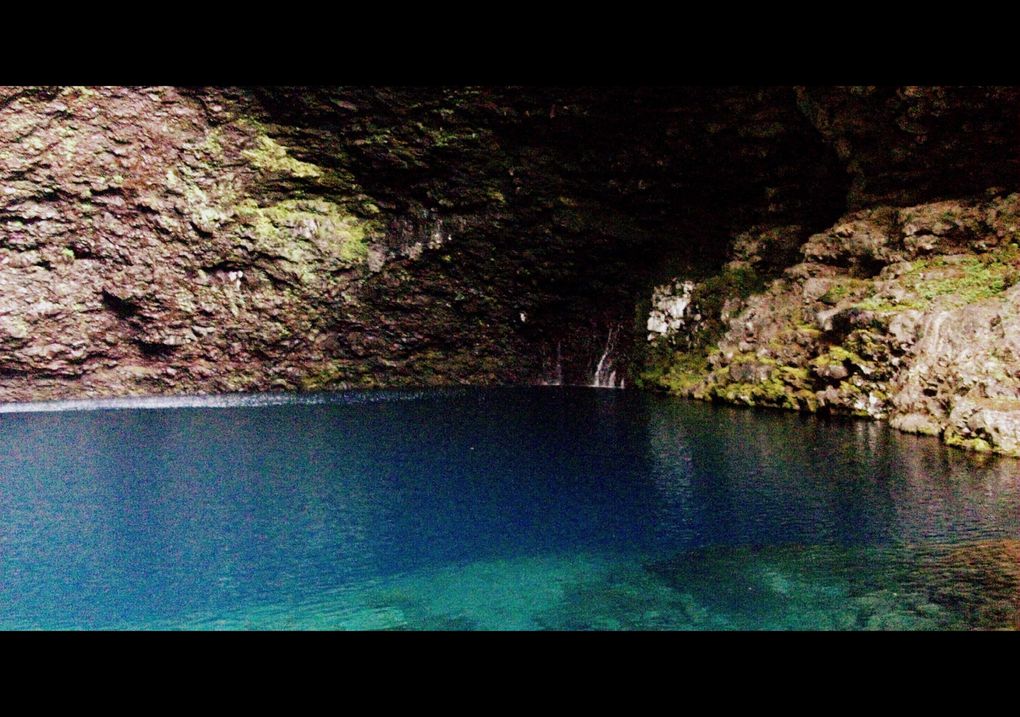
[645,540,1020,631]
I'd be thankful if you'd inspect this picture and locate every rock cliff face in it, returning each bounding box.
[641,193,1020,456]
[1,86,1018,454]
[0,86,847,398]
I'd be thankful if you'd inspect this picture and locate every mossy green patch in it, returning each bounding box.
[696,265,765,308]
[234,198,372,270]
[795,321,822,335]
[707,373,812,412]
[646,344,816,412]
[820,284,850,305]
[242,135,323,179]
[729,351,777,366]
[300,362,348,391]
[640,352,709,396]
[944,432,993,453]
[199,127,226,161]
[778,365,810,383]
[812,345,868,369]
[649,265,766,356]
[858,245,1020,312]
[640,265,810,410]
[818,277,872,306]
[856,296,927,312]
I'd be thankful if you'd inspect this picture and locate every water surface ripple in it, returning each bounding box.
[1,387,1017,630]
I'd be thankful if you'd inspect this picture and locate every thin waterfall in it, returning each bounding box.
[591,325,622,388]
[538,341,564,386]
[553,340,563,386]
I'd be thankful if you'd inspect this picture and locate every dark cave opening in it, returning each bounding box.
[251,86,854,385]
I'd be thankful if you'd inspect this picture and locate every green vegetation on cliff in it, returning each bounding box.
[639,194,1020,457]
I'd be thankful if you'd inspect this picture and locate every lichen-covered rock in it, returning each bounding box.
[0,87,394,399]
[643,193,1020,456]
[890,284,1020,455]
[0,85,860,399]
[946,398,1020,455]
[1,86,1018,411]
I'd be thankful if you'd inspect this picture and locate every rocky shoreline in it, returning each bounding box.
[2,86,1019,456]
[640,193,1020,457]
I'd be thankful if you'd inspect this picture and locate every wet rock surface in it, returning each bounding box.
[0,86,851,398]
[642,193,1020,456]
[1,86,1018,416]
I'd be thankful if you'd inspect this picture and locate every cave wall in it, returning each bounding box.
[0,85,1016,402]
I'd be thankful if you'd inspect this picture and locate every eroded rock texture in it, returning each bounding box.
[0,86,851,399]
[0,87,381,397]
[643,193,1020,456]
[1,85,1019,457]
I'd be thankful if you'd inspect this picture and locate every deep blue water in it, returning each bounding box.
[1,387,1018,630]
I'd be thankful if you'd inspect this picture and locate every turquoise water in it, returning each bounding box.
[1,387,1017,630]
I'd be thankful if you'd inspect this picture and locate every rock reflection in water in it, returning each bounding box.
[642,400,1020,548]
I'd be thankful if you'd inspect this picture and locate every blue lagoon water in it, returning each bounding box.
[1,387,1018,630]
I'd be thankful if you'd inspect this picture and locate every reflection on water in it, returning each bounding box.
[643,401,1020,550]
[0,388,1017,630]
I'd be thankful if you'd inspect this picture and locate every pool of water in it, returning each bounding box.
[1,387,1017,630]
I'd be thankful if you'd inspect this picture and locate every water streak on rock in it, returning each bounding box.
[592,326,622,389]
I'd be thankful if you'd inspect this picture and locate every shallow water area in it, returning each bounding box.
[1,387,1017,630]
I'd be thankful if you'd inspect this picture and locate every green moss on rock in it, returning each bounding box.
[640,352,709,396]
[944,432,993,453]
[242,134,323,179]
[857,245,1020,312]
[234,198,372,271]
[812,345,870,371]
